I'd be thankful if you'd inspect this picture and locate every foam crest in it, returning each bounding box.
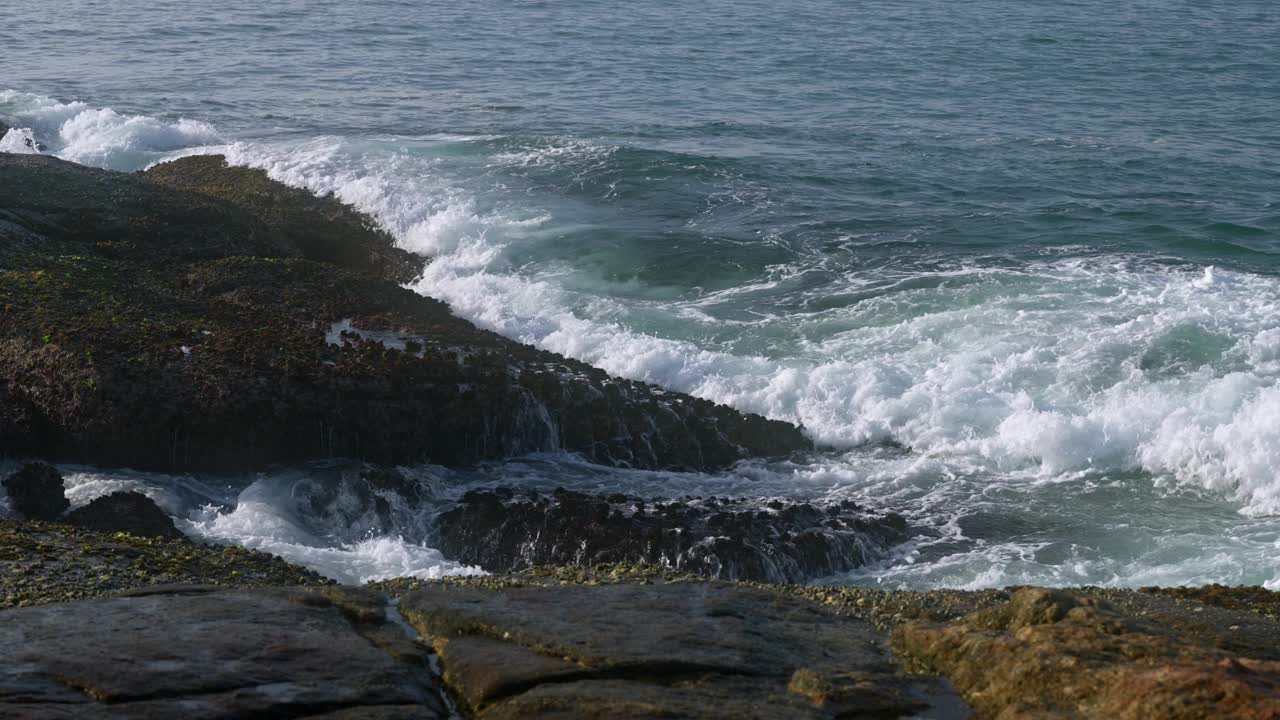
[417,251,1280,515]
[0,90,219,169]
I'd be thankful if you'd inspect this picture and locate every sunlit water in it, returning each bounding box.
[3,0,1279,588]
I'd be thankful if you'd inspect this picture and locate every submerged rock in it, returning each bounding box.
[433,487,908,582]
[0,154,809,473]
[1,461,68,520]
[67,490,185,539]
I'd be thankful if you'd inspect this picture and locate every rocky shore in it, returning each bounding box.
[2,148,1278,718]
[2,530,1278,719]
[0,153,807,474]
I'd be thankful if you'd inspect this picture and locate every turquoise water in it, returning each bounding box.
[3,0,1279,588]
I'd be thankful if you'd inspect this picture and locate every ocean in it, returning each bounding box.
[2,0,1278,588]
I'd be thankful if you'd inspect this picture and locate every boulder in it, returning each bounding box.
[67,490,185,539]
[0,154,810,474]
[1,461,68,520]
[434,487,908,582]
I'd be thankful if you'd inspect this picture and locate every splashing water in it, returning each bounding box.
[2,0,1279,587]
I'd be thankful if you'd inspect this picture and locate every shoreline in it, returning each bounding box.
[2,519,1278,718]
[2,145,1278,717]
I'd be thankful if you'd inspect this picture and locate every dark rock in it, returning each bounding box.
[1,461,68,520]
[0,586,450,718]
[433,487,908,582]
[0,153,810,473]
[67,490,185,539]
[401,581,958,718]
[144,156,424,284]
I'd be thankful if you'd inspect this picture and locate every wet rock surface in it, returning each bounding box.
[2,460,69,520]
[435,487,909,582]
[66,490,185,539]
[895,586,1280,719]
[0,153,808,473]
[400,579,964,719]
[0,585,449,719]
[4,538,1278,720]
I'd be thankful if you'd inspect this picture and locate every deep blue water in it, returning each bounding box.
[2,0,1279,588]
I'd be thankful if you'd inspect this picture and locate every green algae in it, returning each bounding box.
[0,519,331,608]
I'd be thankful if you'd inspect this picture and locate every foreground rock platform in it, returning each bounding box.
[0,153,808,473]
[398,579,965,719]
[0,586,449,719]
[3,549,1279,719]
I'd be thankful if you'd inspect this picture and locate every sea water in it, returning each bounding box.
[2,0,1278,588]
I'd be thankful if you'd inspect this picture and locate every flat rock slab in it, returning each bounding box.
[400,580,966,719]
[0,586,448,719]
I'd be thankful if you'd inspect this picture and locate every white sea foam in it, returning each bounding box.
[0,127,40,154]
[49,463,485,585]
[183,501,485,585]
[0,90,219,169]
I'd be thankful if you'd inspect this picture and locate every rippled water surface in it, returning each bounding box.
[3,0,1279,587]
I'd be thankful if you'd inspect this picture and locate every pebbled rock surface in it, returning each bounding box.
[399,579,964,719]
[2,460,68,520]
[0,153,809,473]
[66,490,185,539]
[0,519,330,608]
[5,539,1278,720]
[895,586,1280,719]
[434,487,909,583]
[0,585,449,719]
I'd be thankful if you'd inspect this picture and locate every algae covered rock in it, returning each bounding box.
[1,461,68,520]
[0,519,331,608]
[0,153,809,474]
[143,155,423,283]
[67,490,185,539]
[434,487,908,582]
[894,586,1280,719]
